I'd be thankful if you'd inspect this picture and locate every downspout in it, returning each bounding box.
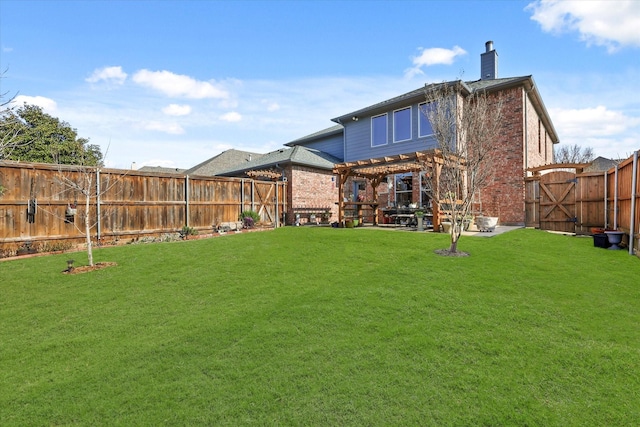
[629,150,638,255]
[96,168,101,242]
[523,87,529,172]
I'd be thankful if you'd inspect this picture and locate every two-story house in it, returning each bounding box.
[284,41,559,226]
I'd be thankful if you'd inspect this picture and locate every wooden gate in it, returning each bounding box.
[538,171,577,233]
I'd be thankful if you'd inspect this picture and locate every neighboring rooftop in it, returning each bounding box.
[137,166,187,174]
[584,156,621,172]
[185,149,264,176]
[217,146,341,176]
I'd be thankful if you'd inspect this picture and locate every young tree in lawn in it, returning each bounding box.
[421,81,504,254]
[54,156,122,267]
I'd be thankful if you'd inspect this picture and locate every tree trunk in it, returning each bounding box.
[85,193,94,266]
[449,222,461,253]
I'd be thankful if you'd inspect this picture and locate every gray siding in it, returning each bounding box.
[344,103,438,162]
[300,134,344,161]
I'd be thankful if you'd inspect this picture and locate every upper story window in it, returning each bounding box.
[418,102,434,137]
[393,107,411,143]
[371,114,387,147]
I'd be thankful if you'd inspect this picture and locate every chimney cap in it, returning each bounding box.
[485,40,494,52]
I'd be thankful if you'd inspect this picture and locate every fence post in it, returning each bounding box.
[614,165,619,230]
[630,151,638,255]
[275,181,279,229]
[96,168,101,242]
[185,175,190,228]
[240,178,245,214]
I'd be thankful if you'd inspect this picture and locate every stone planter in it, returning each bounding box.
[476,216,499,232]
[605,231,624,250]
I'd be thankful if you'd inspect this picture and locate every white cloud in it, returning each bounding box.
[264,101,280,112]
[132,69,229,99]
[12,95,58,113]
[551,105,640,158]
[162,104,192,116]
[527,0,640,52]
[86,66,128,84]
[137,120,185,135]
[2,46,13,53]
[219,111,242,122]
[405,46,467,78]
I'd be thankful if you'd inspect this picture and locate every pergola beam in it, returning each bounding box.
[332,149,459,227]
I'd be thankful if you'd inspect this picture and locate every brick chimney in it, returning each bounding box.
[480,40,498,80]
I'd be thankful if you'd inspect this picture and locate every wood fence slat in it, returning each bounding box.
[1,162,285,256]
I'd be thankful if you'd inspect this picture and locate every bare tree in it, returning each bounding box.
[421,81,504,254]
[51,153,123,267]
[554,144,595,164]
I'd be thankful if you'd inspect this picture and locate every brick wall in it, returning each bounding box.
[476,87,524,224]
[288,165,338,224]
[477,86,556,225]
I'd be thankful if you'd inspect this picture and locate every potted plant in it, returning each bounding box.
[321,209,331,223]
[239,210,261,228]
[604,229,625,250]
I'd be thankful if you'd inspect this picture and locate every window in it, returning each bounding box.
[395,173,413,207]
[393,107,411,142]
[353,181,366,201]
[418,102,434,137]
[371,114,387,147]
[420,171,431,207]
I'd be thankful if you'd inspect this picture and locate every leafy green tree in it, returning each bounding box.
[0,104,102,166]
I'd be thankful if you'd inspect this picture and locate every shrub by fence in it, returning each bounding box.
[0,161,286,257]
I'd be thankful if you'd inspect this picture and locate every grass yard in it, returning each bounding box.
[1,227,639,426]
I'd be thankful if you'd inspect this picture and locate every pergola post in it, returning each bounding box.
[370,176,383,226]
[337,170,350,226]
[432,162,442,230]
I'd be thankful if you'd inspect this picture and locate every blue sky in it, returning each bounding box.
[1,0,639,169]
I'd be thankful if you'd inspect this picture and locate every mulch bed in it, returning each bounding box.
[434,249,470,257]
[63,262,117,274]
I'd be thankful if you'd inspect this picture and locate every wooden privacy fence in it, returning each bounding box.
[525,151,640,256]
[0,161,287,256]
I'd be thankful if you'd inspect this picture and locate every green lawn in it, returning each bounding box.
[1,228,638,426]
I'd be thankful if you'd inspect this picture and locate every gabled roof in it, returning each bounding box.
[217,146,341,176]
[584,156,621,172]
[331,82,458,124]
[331,76,559,144]
[284,124,343,147]
[185,149,264,176]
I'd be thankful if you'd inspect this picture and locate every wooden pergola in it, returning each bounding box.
[332,149,458,228]
[245,169,282,181]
